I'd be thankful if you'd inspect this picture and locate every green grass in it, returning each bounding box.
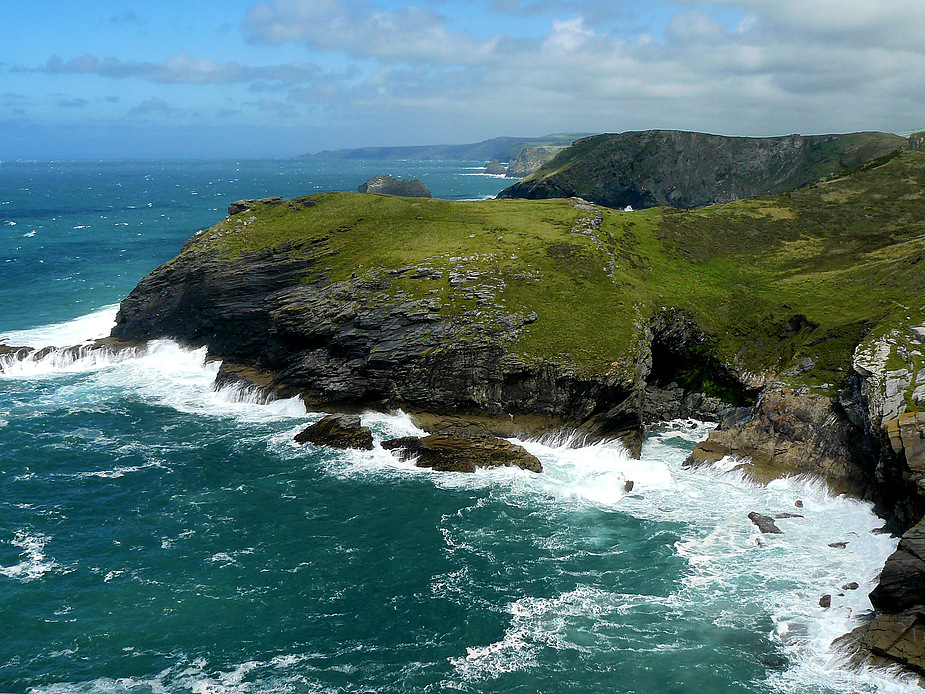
[182,150,925,387]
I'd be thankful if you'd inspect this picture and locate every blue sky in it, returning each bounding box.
[2,0,923,159]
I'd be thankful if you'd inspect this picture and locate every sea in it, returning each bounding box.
[0,159,921,693]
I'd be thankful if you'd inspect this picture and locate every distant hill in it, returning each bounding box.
[497,130,908,209]
[303,134,592,161]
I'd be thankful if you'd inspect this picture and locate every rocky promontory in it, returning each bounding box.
[358,175,431,198]
[497,130,907,209]
[109,143,925,675]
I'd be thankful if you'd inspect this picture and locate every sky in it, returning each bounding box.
[1,0,923,159]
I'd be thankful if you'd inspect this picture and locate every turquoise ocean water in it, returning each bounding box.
[0,159,920,693]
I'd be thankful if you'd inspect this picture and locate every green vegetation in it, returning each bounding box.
[187,150,925,389]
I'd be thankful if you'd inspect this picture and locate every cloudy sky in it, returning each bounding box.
[2,0,923,159]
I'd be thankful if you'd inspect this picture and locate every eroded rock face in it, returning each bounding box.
[382,434,542,473]
[844,609,925,676]
[294,414,374,450]
[687,387,876,497]
[504,146,567,178]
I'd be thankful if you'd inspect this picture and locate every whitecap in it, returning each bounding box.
[0,530,60,582]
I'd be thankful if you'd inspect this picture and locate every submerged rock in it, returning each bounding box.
[382,434,542,473]
[294,414,374,450]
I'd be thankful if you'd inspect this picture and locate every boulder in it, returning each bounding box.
[294,414,374,450]
[358,175,432,198]
[382,434,542,473]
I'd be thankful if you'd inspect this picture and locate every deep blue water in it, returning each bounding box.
[0,160,919,693]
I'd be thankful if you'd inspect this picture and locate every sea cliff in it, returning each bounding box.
[103,143,925,675]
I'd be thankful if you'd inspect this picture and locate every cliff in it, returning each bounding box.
[107,148,925,674]
[497,130,907,209]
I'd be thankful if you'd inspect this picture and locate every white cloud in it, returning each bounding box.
[243,0,500,64]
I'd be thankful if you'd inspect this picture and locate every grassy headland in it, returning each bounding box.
[186,149,925,395]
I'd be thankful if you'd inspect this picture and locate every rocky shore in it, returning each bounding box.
[100,141,925,677]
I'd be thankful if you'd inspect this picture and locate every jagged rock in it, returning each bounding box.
[382,434,542,473]
[845,608,925,675]
[820,594,832,609]
[294,414,374,450]
[228,196,285,216]
[748,512,783,534]
[687,387,875,496]
[484,159,507,175]
[870,518,925,614]
[358,175,431,198]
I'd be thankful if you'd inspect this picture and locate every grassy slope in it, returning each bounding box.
[187,150,925,391]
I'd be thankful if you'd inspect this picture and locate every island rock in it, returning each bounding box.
[358,175,432,198]
[294,413,374,450]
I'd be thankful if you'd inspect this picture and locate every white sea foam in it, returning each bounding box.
[435,421,915,693]
[0,304,119,347]
[1,314,306,423]
[0,530,61,581]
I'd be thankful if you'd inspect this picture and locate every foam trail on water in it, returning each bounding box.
[0,304,119,347]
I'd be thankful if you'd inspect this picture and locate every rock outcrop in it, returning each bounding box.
[484,160,507,175]
[294,414,374,450]
[382,434,543,473]
[497,130,906,209]
[686,387,877,497]
[358,175,432,198]
[504,146,567,178]
[108,145,925,677]
[227,197,286,216]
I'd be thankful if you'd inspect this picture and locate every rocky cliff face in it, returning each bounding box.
[504,146,567,178]
[497,130,906,209]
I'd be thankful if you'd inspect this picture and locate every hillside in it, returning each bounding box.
[497,130,908,209]
[304,133,590,161]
